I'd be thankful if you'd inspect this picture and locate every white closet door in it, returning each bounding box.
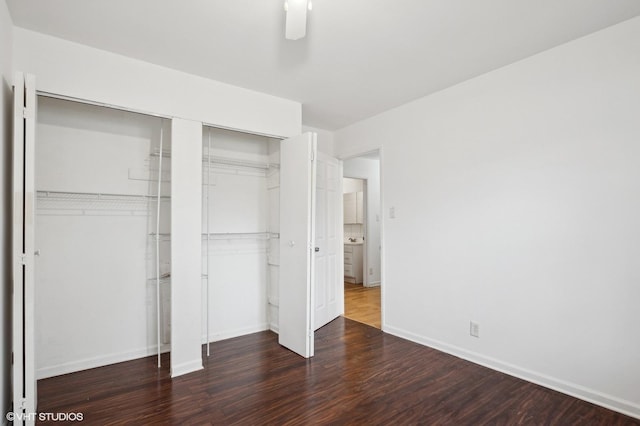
[12,72,37,425]
[279,132,317,358]
[314,152,344,330]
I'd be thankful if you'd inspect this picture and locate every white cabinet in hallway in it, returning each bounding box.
[343,191,364,224]
[344,244,363,284]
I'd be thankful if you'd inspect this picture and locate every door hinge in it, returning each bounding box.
[17,397,28,410]
[23,107,34,120]
[310,150,315,162]
[19,254,28,265]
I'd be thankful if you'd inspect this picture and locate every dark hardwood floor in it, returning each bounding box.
[37,317,638,425]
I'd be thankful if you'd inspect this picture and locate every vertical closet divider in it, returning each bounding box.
[156,123,164,368]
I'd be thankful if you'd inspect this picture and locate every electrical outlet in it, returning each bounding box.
[470,321,480,338]
[389,206,396,219]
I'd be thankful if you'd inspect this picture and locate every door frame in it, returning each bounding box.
[12,72,37,425]
[342,177,368,286]
[339,147,385,329]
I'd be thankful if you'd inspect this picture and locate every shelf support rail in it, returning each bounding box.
[155,124,164,368]
[206,129,212,356]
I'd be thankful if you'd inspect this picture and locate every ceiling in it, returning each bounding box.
[7,1,640,131]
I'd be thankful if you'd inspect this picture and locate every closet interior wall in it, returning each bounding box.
[34,96,171,379]
[201,127,281,342]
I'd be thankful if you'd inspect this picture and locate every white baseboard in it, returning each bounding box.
[384,324,640,420]
[365,281,381,287]
[36,344,171,380]
[203,323,270,343]
[170,359,203,378]
[38,325,271,380]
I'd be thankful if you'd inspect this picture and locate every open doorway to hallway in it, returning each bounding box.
[342,151,381,328]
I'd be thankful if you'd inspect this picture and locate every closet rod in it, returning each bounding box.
[37,190,170,200]
[147,233,278,241]
[202,232,276,240]
[152,150,272,170]
[202,156,270,170]
[155,125,164,369]
[147,274,208,282]
[203,232,274,236]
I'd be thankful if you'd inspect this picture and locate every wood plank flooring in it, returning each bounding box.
[36,318,638,425]
[343,282,381,328]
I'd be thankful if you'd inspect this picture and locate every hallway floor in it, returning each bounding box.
[343,282,381,328]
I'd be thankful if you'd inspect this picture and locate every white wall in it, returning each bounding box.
[9,24,302,381]
[13,28,301,138]
[0,0,12,420]
[34,97,169,379]
[343,159,381,286]
[170,119,203,377]
[202,127,273,341]
[335,17,640,418]
[303,125,334,156]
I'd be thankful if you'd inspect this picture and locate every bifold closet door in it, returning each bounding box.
[12,72,37,426]
[279,132,317,358]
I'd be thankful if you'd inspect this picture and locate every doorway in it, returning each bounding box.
[341,151,382,328]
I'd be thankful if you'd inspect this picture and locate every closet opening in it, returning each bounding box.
[34,95,171,379]
[200,126,282,355]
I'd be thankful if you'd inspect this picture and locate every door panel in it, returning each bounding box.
[314,152,343,330]
[12,72,37,425]
[278,132,316,358]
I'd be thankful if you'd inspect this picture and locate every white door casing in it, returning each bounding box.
[278,132,317,358]
[12,72,37,425]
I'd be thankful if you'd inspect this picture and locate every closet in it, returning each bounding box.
[34,96,171,378]
[201,126,281,347]
[32,97,315,378]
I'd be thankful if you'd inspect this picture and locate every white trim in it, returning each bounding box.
[203,323,271,342]
[36,344,171,380]
[340,147,385,328]
[38,323,273,380]
[170,360,203,378]
[378,147,385,330]
[384,324,640,420]
[365,280,381,287]
[37,91,170,119]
